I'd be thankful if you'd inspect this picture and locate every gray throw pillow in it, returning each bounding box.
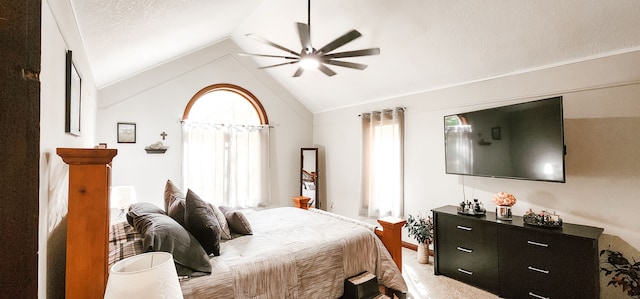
[164,179,184,212]
[128,207,211,276]
[185,189,221,256]
[167,198,186,227]
[219,206,253,235]
[126,202,165,226]
[208,202,232,240]
[225,210,253,235]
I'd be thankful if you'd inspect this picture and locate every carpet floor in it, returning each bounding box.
[401,247,499,299]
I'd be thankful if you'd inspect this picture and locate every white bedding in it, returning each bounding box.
[179,207,408,298]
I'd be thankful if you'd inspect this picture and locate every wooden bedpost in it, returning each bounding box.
[375,216,406,272]
[57,148,117,299]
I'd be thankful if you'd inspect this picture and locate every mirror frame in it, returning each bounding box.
[300,147,319,209]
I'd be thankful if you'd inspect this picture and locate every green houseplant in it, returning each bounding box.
[600,249,640,298]
[405,213,434,264]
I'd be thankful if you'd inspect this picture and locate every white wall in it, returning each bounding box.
[95,38,313,210]
[314,49,640,253]
[40,1,99,297]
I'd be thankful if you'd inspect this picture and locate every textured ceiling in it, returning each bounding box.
[70,0,640,113]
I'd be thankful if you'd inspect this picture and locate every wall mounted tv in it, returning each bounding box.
[444,96,565,183]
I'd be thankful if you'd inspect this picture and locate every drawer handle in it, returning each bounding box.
[456,246,473,253]
[527,240,549,248]
[457,268,473,275]
[528,266,550,274]
[528,292,550,299]
[456,225,472,231]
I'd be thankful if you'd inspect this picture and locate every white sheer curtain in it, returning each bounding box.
[182,121,270,208]
[360,107,404,218]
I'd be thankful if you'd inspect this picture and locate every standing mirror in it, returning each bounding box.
[300,148,318,209]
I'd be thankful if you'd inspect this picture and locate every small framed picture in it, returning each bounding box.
[117,123,136,143]
[491,127,501,140]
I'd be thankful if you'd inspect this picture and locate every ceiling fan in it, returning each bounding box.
[239,0,380,77]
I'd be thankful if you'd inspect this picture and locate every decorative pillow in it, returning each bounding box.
[219,206,253,235]
[126,202,165,226]
[164,179,185,212]
[185,189,221,256]
[128,210,211,276]
[208,202,231,240]
[167,198,186,227]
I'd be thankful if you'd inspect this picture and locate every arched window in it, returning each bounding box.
[183,84,268,125]
[182,84,270,208]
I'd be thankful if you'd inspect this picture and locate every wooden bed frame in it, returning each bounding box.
[58,148,407,299]
[293,196,407,298]
[292,196,406,273]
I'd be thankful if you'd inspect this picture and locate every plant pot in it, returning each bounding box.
[417,242,430,264]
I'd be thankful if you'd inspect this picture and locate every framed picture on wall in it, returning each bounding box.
[117,122,136,143]
[491,127,501,140]
[65,50,82,136]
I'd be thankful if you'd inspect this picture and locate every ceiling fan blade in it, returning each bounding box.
[246,34,300,57]
[317,63,337,76]
[324,59,368,70]
[316,30,362,54]
[293,68,304,77]
[258,60,300,69]
[324,48,380,59]
[238,52,299,60]
[296,23,312,50]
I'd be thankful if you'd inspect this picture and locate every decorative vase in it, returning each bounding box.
[417,242,430,264]
[496,205,512,220]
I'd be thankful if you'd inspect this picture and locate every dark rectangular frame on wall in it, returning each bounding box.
[491,126,501,140]
[117,122,136,143]
[65,50,82,136]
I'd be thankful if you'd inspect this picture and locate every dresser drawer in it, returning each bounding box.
[438,249,498,292]
[435,212,498,292]
[436,213,496,248]
[498,225,600,299]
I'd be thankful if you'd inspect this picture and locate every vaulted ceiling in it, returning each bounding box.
[70,0,640,113]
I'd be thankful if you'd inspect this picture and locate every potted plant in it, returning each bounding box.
[405,213,434,264]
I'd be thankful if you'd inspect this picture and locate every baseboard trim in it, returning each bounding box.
[402,241,417,251]
[402,241,434,256]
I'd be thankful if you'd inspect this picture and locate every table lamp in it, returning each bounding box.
[104,252,183,299]
[110,185,137,221]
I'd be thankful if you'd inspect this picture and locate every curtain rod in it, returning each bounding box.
[358,106,406,117]
[180,120,273,128]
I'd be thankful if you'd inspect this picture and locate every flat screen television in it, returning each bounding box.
[444,96,565,183]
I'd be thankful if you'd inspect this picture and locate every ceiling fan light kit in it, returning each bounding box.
[240,0,380,77]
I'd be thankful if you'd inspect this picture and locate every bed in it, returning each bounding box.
[110,205,408,298]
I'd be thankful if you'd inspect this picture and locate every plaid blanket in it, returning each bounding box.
[108,221,143,268]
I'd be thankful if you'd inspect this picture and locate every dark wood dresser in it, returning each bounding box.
[432,205,603,299]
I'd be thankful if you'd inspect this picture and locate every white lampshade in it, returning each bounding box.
[104,252,183,299]
[110,186,138,210]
